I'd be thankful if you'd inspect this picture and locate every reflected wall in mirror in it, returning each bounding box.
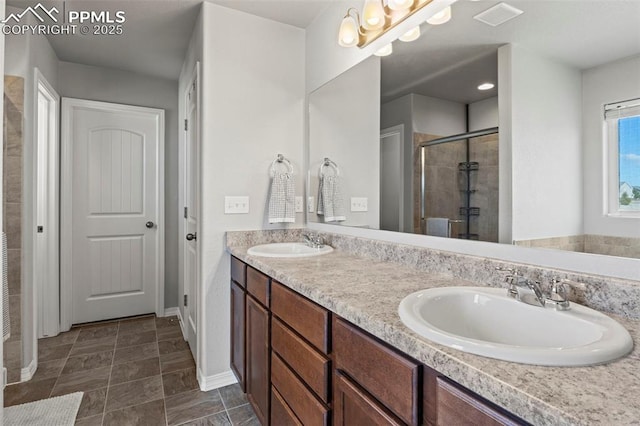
[307,0,640,259]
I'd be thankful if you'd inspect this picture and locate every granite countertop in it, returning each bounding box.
[227,242,640,426]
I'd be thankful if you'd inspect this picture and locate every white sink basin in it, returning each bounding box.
[399,286,633,366]
[247,242,333,258]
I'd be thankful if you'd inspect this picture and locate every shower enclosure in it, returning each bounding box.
[417,127,499,242]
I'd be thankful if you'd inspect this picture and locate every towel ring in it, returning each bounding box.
[270,154,293,176]
[319,157,339,177]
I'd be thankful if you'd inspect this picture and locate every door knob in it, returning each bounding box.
[186,233,197,241]
[146,221,155,229]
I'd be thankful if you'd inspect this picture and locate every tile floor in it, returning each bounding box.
[4,315,259,426]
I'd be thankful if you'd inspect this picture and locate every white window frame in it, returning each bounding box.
[604,98,640,217]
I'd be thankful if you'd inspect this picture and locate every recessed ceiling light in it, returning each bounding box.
[478,83,495,91]
[474,2,523,27]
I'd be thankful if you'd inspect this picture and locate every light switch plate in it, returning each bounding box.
[224,196,249,214]
[295,196,303,213]
[307,196,315,213]
[351,197,368,212]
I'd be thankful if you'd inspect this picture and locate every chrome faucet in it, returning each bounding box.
[497,268,571,311]
[303,233,324,248]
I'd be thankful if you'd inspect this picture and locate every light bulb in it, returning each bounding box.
[426,6,451,25]
[362,0,385,30]
[338,14,359,47]
[374,43,393,56]
[478,83,495,91]
[387,0,414,12]
[399,26,420,42]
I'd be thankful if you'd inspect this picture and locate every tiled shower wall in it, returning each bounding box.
[413,132,499,242]
[3,75,23,384]
[515,235,640,259]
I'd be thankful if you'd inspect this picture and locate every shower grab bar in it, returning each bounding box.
[319,157,340,177]
[270,153,293,176]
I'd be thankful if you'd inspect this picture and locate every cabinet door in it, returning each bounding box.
[334,371,403,426]
[230,280,246,390]
[246,295,270,425]
[436,378,526,426]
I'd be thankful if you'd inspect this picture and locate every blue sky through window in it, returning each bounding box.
[619,116,640,187]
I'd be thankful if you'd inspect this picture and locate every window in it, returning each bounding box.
[605,99,640,215]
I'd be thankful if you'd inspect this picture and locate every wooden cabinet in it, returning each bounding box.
[230,257,246,390]
[334,370,404,426]
[245,266,271,425]
[231,258,528,426]
[435,378,525,426]
[333,316,420,426]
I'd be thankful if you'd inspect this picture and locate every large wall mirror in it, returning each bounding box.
[308,0,640,261]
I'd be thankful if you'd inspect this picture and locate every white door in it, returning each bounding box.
[61,99,164,326]
[380,125,404,232]
[183,69,199,358]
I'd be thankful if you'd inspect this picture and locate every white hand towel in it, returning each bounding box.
[426,217,450,237]
[268,172,295,223]
[3,232,10,341]
[317,175,346,222]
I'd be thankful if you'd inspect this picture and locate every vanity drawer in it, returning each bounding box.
[271,386,303,426]
[271,352,329,426]
[272,317,330,403]
[333,316,420,426]
[230,256,246,287]
[271,281,330,354]
[436,378,526,426]
[247,266,269,307]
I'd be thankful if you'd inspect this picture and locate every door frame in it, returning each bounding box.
[33,68,60,340]
[380,124,405,232]
[178,62,201,372]
[60,98,165,330]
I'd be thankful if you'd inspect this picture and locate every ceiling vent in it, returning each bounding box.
[473,2,523,27]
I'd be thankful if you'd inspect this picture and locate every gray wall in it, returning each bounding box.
[58,61,180,309]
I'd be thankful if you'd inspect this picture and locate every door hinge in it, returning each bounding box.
[192,81,196,91]
[184,207,188,219]
[37,226,44,233]
[184,119,188,131]
[183,294,188,307]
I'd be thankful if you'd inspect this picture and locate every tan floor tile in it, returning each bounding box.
[160,350,195,374]
[39,329,80,349]
[75,414,104,426]
[180,412,231,426]
[162,368,199,397]
[76,387,107,419]
[31,358,65,381]
[103,398,166,426]
[62,350,113,375]
[118,317,156,336]
[113,342,159,365]
[219,383,248,410]
[156,316,180,329]
[227,404,260,426]
[158,337,189,355]
[76,324,118,342]
[110,357,161,385]
[116,330,157,348]
[39,343,73,362]
[4,377,57,406]
[165,389,225,426]
[157,326,184,342]
[51,366,111,396]
[105,376,164,412]
[70,335,117,356]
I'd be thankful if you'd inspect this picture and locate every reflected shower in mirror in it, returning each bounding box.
[307,0,640,259]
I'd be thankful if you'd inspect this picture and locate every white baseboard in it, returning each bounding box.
[21,359,37,382]
[197,368,238,391]
[163,307,180,317]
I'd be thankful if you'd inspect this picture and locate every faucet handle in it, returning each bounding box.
[546,278,570,311]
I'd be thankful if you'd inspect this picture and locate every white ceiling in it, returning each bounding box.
[381,0,640,104]
[5,0,639,89]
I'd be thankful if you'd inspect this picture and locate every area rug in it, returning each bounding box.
[4,392,83,426]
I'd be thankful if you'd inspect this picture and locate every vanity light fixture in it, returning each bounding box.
[477,82,495,91]
[374,43,394,56]
[338,0,451,49]
[426,5,451,25]
[399,26,420,42]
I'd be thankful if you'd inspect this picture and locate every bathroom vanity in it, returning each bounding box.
[226,230,640,426]
[230,255,526,425]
